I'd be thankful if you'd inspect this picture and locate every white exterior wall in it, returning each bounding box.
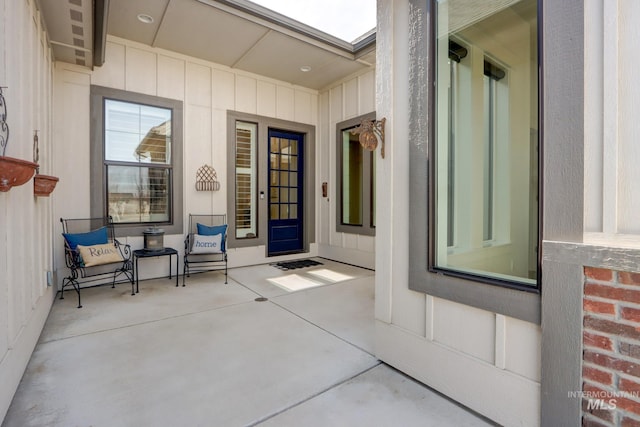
[317,70,376,269]
[0,0,57,420]
[53,36,321,282]
[374,1,541,425]
[584,0,640,240]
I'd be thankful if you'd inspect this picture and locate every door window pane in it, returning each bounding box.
[433,0,538,285]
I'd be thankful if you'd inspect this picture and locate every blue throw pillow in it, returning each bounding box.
[63,226,109,251]
[196,223,227,251]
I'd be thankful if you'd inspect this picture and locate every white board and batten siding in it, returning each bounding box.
[53,35,320,279]
[317,69,377,270]
[0,0,56,421]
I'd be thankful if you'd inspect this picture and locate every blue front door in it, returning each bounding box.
[268,129,304,255]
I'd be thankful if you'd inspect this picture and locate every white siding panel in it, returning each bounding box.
[57,70,92,220]
[377,321,540,427]
[328,85,343,248]
[343,233,358,250]
[617,0,640,234]
[310,93,319,130]
[583,0,604,233]
[294,90,312,124]
[257,80,276,117]
[125,47,157,95]
[357,235,375,253]
[359,70,376,114]
[344,79,358,119]
[0,2,57,419]
[318,72,376,269]
[92,41,125,89]
[433,298,496,363]
[504,317,542,382]
[212,69,235,110]
[276,86,295,121]
[236,75,257,114]
[319,91,331,245]
[0,201,7,361]
[211,108,228,213]
[185,105,213,214]
[158,55,185,101]
[186,62,211,107]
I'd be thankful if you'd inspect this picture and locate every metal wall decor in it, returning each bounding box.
[33,130,39,171]
[0,87,38,192]
[350,117,387,158]
[195,164,220,191]
[0,87,9,156]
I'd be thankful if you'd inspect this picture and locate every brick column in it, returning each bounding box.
[583,267,640,426]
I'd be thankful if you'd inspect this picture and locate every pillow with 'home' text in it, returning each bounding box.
[190,233,223,254]
[196,223,227,251]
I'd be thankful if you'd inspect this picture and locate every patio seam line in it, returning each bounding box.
[266,297,377,357]
[246,361,383,426]
[315,256,376,272]
[40,296,263,345]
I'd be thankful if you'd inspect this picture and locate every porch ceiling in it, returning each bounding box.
[38,0,376,90]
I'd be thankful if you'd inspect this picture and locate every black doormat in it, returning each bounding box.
[272,259,323,271]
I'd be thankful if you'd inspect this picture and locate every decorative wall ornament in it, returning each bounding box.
[195,164,220,191]
[350,117,387,158]
[0,87,8,157]
[0,87,38,192]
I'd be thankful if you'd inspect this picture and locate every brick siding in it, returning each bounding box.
[583,267,640,426]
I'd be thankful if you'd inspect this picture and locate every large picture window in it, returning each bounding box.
[431,0,539,288]
[91,86,183,236]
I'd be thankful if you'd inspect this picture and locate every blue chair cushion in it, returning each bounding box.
[196,223,227,251]
[63,226,109,251]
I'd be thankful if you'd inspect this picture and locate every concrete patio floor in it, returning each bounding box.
[2,258,494,427]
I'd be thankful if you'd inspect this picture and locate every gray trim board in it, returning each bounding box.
[92,0,108,67]
[539,0,585,425]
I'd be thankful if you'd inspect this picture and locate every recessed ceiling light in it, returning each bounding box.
[137,14,154,24]
[300,66,312,72]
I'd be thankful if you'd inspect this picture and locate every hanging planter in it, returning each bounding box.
[0,87,38,192]
[33,173,59,197]
[32,130,59,197]
[0,156,38,192]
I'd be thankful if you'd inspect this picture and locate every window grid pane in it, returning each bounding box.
[107,165,170,223]
[104,100,172,165]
